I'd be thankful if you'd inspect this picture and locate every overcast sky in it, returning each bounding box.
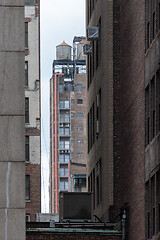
[40,0,86,212]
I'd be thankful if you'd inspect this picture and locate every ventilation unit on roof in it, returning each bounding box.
[83,44,92,55]
[87,27,99,41]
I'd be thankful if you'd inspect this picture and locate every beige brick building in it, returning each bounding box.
[25,0,41,222]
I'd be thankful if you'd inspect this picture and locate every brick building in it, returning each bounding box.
[49,37,87,214]
[25,0,41,222]
[85,0,160,239]
[26,222,121,240]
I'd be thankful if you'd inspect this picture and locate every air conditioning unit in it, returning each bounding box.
[87,27,99,41]
[83,44,92,55]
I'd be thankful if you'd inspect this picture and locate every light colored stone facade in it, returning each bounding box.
[25,1,41,221]
[0,1,25,239]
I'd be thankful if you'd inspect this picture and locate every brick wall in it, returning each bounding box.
[26,163,41,221]
[112,0,121,219]
[119,0,145,239]
[26,231,121,240]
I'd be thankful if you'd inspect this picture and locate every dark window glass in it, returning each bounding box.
[145,86,149,145]
[151,176,155,236]
[77,99,83,104]
[25,61,28,87]
[25,136,29,162]
[25,175,30,200]
[25,0,35,5]
[25,98,29,123]
[25,22,28,48]
[146,181,150,239]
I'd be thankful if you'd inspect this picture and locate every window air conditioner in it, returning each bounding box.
[87,27,99,41]
[83,44,92,55]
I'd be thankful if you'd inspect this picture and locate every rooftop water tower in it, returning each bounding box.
[56,41,72,60]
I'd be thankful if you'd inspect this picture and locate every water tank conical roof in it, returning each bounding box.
[56,41,72,60]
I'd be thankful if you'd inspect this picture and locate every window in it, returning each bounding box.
[151,176,155,236]
[157,70,160,132]
[59,85,63,93]
[77,140,84,145]
[25,98,29,123]
[96,89,101,136]
[65,154,69,163]
[62,67,67,76]
[25,175,30,200]
[96,159,102,205]
[145,86,149,146]
[77,126,83,131]
[76,67,79,74]
[59,181,68,191]
[96,17,101,69]
[59,167,68,177]
[65,128,70,136]
[65,113,69,122]
[77,84,82,93]
[59,154,64,163]
[60,113,70,122]
[25,22,28,48]
[78,153,84,158]
[146,0,150,49]
[146,181,150,239]
[157,171,160,232]
[25,136,29,162]
[65,141,69,149]
[26,214,30,222]
[59,128,64,136]
[152,0,155,40]
[59,100,63,108]
[59,141,64,149]
[77,113,83,118]
[77,99,83,104]
[25,61,28,87]
[64,100,69,108]
[88,102,95,152]
[25,0,35,5]
[74,176,86,190]
[59,127,70,136]
[151,77,155,139]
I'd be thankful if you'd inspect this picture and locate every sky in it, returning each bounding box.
[40,0,86,213]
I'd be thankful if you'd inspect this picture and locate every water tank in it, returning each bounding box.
[56,41,71,60]
[77,40,86,60]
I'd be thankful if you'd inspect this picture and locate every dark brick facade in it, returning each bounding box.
[26,163,41,221]
[87,0,146,239]
[116,0,145,239]
[26,231,121,240]
[113,0,121,217]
